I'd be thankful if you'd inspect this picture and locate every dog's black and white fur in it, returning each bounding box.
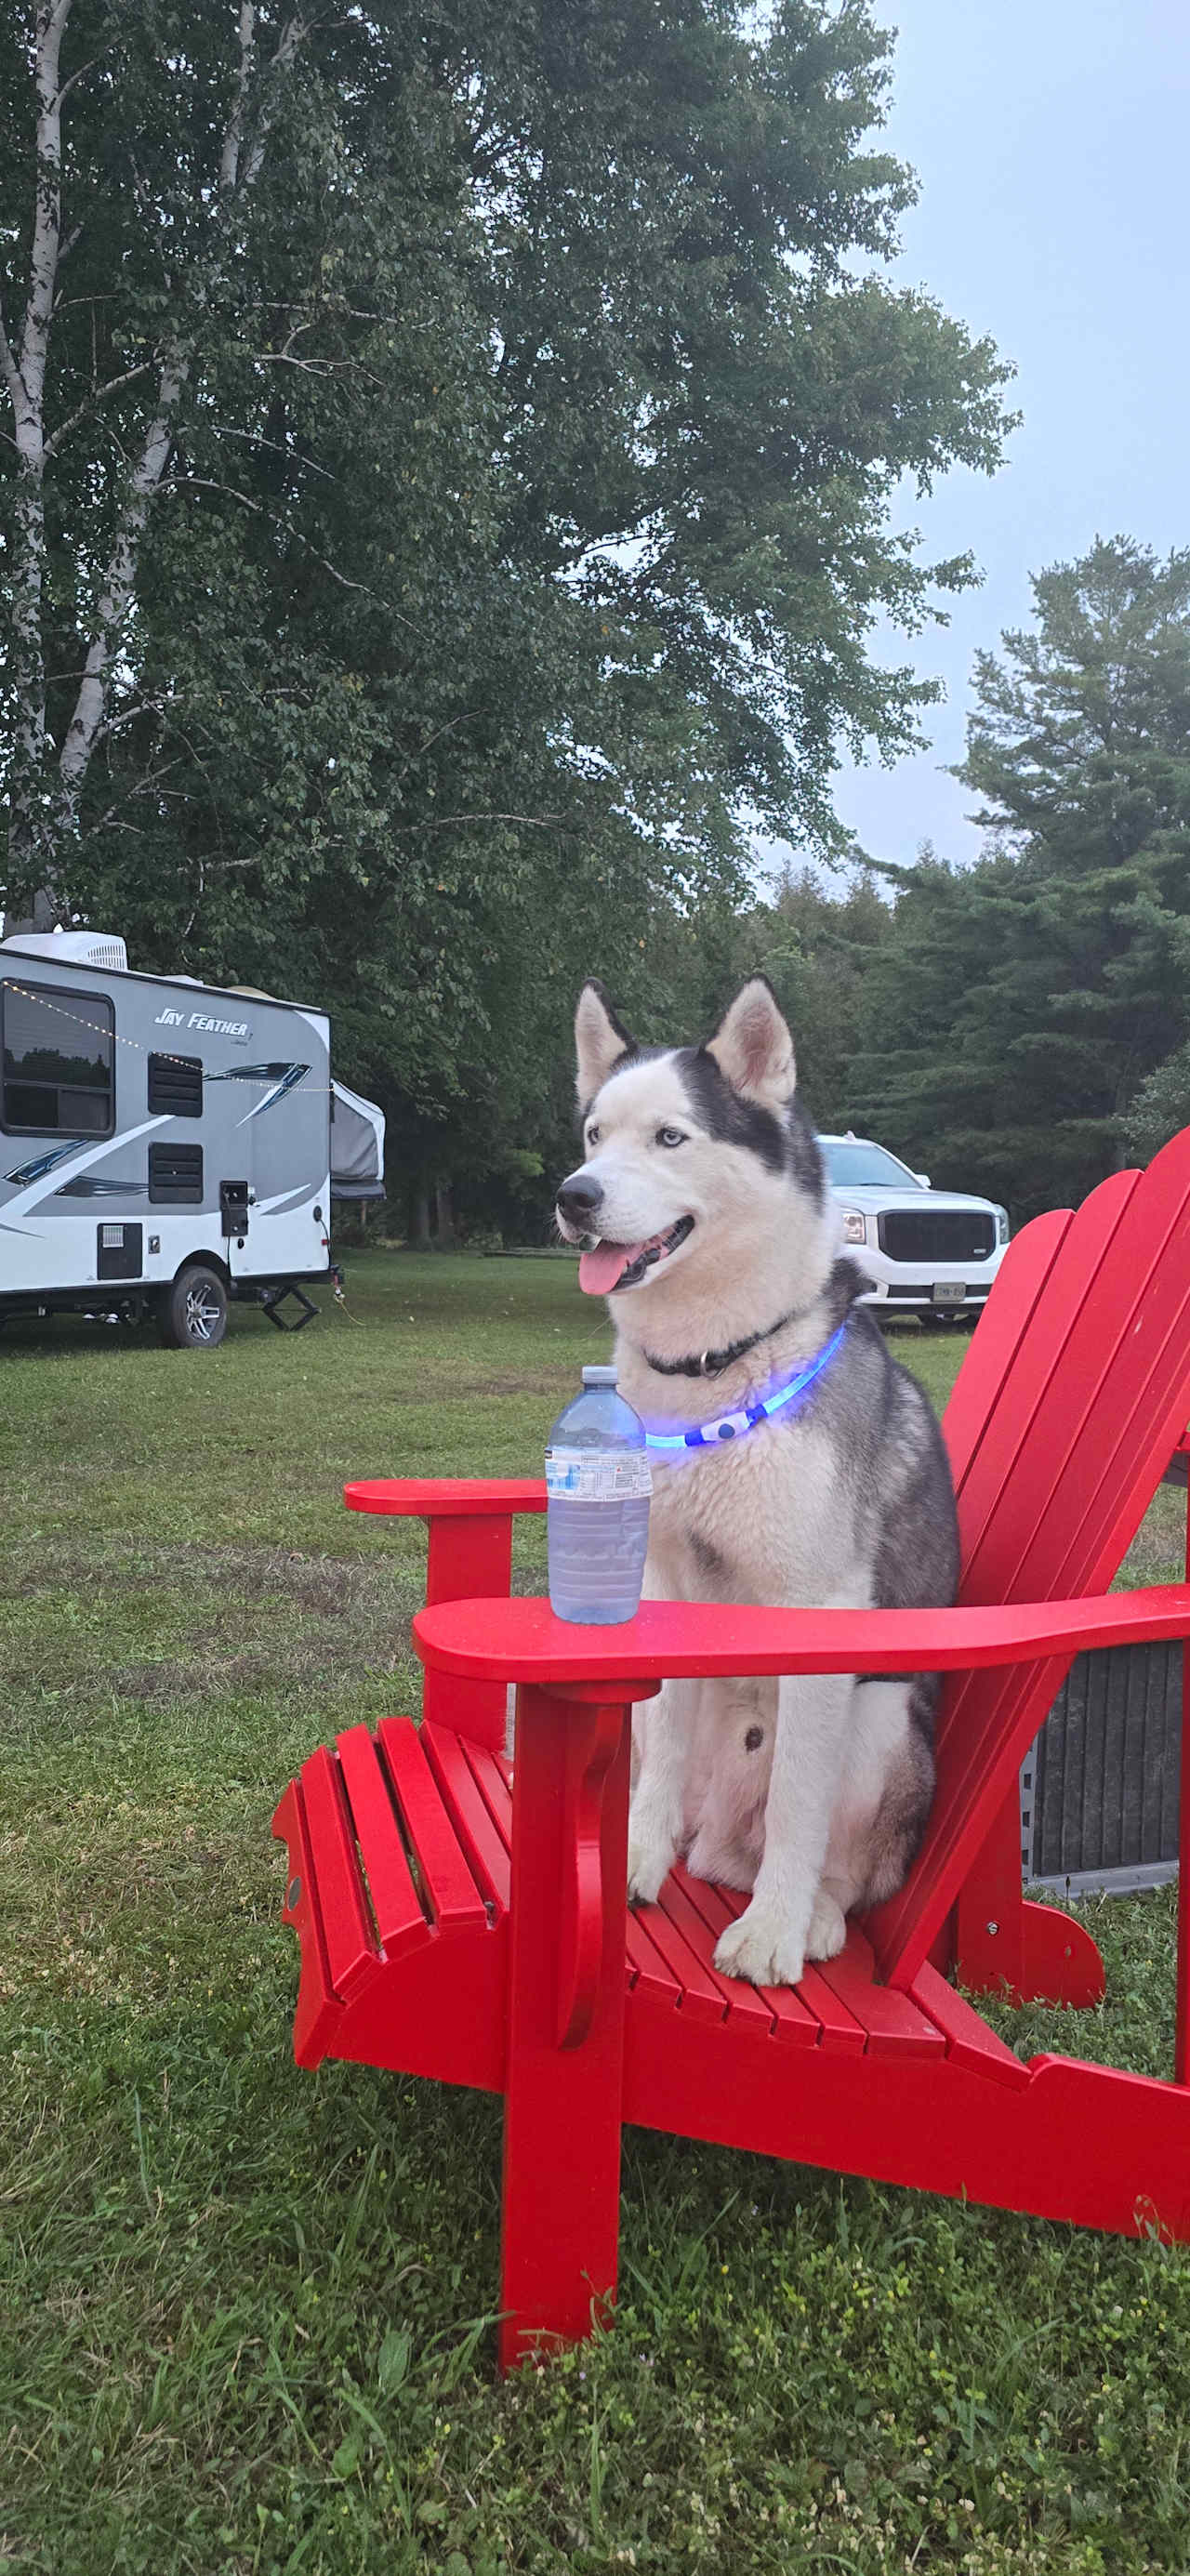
[554,976,959,1988]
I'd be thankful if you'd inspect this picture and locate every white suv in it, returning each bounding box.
[818,1132,1010,1322]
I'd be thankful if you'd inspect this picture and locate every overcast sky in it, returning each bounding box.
[763,0,1190,885]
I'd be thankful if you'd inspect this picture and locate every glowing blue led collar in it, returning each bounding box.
[643,1322,847,1451]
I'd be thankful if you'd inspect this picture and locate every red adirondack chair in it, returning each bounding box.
[273,1129,1190,2371]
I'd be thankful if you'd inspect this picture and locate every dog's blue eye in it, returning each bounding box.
[656,1127,685,1148]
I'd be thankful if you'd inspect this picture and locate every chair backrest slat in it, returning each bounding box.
[950,1171,1141,1601]
[870,1127,1190,1990]
[941,1209,1072,1511]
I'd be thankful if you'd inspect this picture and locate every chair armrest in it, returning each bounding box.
[345,1477,547,1518]
[413,1582,1190,1687]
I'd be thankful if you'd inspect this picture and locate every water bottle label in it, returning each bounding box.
[545,1447,653,1501]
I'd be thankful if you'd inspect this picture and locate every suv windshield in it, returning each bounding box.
[818,1140,922,1190]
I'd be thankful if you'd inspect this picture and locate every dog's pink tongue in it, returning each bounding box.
[578,1239,642,1294]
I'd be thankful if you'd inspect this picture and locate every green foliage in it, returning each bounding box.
[716,863,894,1129]
[2,0,1014,1225]
[847,541,1190,1216]
[1123,1041,1190,1162]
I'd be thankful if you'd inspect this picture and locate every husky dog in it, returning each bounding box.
[554,976,959,1989]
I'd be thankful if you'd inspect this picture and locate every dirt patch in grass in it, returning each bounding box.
[106,1646,297,1704]
[2,1539,412,1610]
[462,1370,575,1399]
[92,1605,410,1708]
[1,1537,419,1724]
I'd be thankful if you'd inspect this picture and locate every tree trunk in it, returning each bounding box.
[435,1182,455,1248]
[3,0,73,906]
[2,3,310,907]
[413,1183,431,1247]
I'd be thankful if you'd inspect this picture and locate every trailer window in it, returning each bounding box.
[1,978,114,1136]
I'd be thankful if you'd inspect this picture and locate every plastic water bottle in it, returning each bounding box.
[545,1364,652,1623]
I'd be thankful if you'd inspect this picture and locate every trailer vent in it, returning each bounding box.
[149,1142,204,1204]
[148,1051,203,1116]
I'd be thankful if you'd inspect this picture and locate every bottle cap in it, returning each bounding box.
[581,1364,618,1386]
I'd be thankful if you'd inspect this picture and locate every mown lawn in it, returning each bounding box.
[2,1256,1188,2576]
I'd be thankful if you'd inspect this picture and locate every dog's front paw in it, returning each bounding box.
[713,1898,806,1990]
[627,1819,677,1907]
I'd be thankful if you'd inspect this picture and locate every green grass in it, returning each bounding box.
[2,1259,1189,2576]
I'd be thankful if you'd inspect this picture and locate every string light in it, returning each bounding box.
[0,975,337,1091]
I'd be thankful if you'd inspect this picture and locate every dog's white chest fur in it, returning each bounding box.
[645,1420,847,1607]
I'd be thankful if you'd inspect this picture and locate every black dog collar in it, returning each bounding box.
[641,1301,812,1379]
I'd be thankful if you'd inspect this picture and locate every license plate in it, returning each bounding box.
[932,1281,966,1305]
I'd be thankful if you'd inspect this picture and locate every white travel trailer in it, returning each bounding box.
[0,929,385,1347]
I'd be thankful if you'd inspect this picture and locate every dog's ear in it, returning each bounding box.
[706,978,796,1107]
[575,980,636,1107]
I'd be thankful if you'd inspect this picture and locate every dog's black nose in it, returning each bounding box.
[556,1169,603,1224]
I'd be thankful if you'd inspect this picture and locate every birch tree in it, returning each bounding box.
[2,0,311,905]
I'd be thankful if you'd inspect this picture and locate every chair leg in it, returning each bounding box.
[1019,1896,1105,2006]
[954,1787,1026,1993]
[498,1684,630,2371]
[956,1786,1104,2005]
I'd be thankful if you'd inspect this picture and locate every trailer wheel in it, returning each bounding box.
[158,1264,229,1350]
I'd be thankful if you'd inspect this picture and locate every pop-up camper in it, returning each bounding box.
[0,929,385,1347]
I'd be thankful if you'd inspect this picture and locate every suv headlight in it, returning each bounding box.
[996,1207,1010,1245]
[840,1209,867,1247]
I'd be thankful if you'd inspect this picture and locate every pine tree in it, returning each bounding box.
[851,542,1190,1216]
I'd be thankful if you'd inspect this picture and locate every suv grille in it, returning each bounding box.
[879,1209,994,1262]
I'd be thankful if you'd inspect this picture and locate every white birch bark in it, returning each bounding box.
[3,3,310,899]
[3,0,73,878]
